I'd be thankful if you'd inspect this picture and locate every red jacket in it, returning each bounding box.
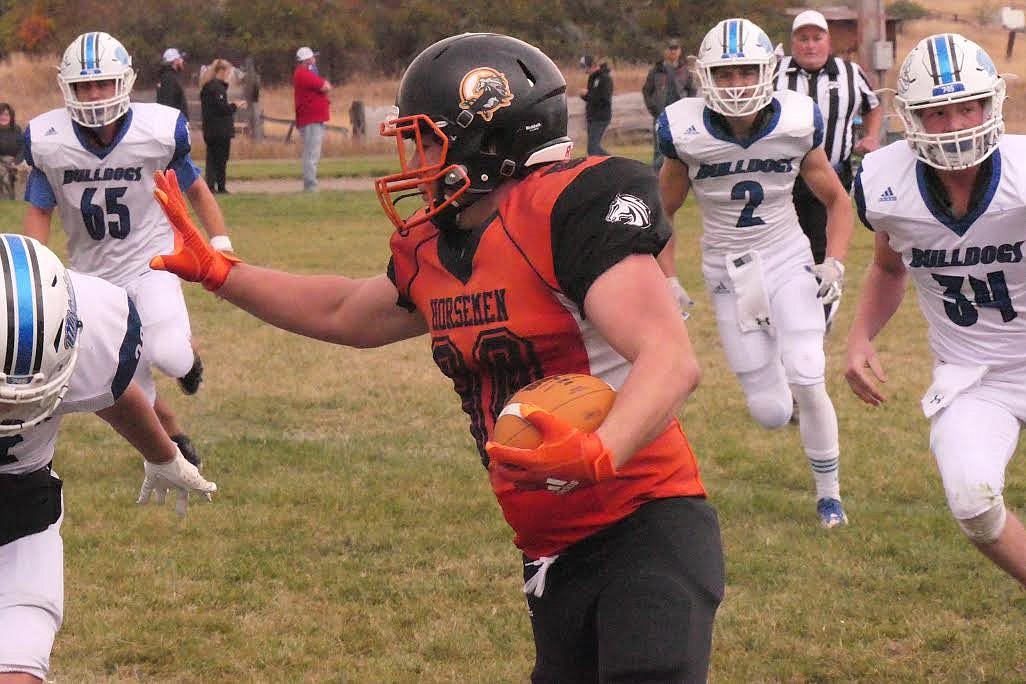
[293,65,330,127]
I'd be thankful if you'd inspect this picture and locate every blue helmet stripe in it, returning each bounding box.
[2,235,40,376]
[932,35,955,84]
[85,32,97,70]
[728,20,740,54]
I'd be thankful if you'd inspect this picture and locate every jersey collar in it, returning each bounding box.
[72,108,133,160]
[703,98,781,149]
[915,150,1000,237]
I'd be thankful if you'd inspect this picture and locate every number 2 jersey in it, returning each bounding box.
[0,271,141,476]
[388,156,707,558]
[854,139,1026,369]
[24,103,202,288]
[658,90,822,267]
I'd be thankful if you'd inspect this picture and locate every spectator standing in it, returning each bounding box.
[643,38,695,170]
[200,59,246,194]
[579,55,612,156]
[774,10,881,316]
[156,47,189,122]
[293,45,331,192]
[0,103,24,199]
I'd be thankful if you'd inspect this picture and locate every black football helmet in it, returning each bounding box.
[376,33,573,233]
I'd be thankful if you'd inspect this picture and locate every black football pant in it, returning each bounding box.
[526,496,724,683]
[205,137,231,192]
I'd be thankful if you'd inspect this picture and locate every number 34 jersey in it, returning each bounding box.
[24,104,197,288]
[854,139,1026,369]
[659,90,821,262]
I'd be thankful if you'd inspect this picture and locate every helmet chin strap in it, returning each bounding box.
[431,164,493,231]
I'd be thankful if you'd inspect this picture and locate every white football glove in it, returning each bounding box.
[807,257,845,305]
[137,447,217,517]
[667,276,695,320]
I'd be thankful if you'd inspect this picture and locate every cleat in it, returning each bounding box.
[817,498,848,529]
[178,354,204,395]
[171,434,202,470]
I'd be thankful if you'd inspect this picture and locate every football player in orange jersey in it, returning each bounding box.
[150,33,724,682]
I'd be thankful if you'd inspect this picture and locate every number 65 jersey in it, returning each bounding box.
[24,103,200,288]
[854,139,1026,368]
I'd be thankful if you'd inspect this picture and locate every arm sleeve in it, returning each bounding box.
[656,112,679,161]
[642,68,658,115]
[852,166,874,231]
[811,102,825,150]
[295,68,325,93]
[167,113,201,188]
[550,158,672,311]
[854,64,880,113]
[111,296,143,400]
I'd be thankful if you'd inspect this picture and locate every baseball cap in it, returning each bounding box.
[792,9,829,32]
[162,48,185,63]
[667,38,682,49]
[296,46,317,61]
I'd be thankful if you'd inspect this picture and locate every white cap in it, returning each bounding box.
[792,10,829,32]
[162,47,184,63]
[296,46,317,61]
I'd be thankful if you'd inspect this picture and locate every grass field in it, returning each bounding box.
[0,155,1023,682]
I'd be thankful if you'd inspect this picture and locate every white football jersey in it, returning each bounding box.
[661,90,819,261]
[0,272,142,476]
[25,103,199,288]
[855,138,1026,368]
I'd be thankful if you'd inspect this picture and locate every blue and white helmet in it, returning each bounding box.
[895,33,1005,170]
[57,31,136,127]
[696,18,777,117]
[0,235,80,433]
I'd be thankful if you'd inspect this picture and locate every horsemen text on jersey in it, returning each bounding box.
[430,289,509,330]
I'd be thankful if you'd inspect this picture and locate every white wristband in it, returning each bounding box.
[210,235,233,252]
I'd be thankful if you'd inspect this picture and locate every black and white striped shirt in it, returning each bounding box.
[774,56,879,167]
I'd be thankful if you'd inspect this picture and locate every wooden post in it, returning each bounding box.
[349,101,366,141]
[1007,31,1017,60]
[243,57,263,141]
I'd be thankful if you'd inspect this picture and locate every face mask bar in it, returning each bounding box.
[58,71,135,128]
[375,113,471,234]
[699,61,775,117]
[897,88,1004,170]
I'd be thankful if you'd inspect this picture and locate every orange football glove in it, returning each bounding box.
[485,404,616,494]
[150,169,240,291]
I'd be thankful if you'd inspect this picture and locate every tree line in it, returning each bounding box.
[0,0,798,85]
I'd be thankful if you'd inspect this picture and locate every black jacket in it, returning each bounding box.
[581,65,613,122]
[0,125,23,161]
[642,59,695,118]
[200,78,238,140]
[156,64,188,120]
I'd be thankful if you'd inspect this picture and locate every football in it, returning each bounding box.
[492,374,616,449]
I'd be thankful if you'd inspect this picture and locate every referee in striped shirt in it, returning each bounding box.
[775,10,882,285]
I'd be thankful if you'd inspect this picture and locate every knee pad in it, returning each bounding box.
[143,327,195,379]
[779,330,826,385]
[738,363,793,429]
[955,498,1007,545]
[746,391,793,429]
